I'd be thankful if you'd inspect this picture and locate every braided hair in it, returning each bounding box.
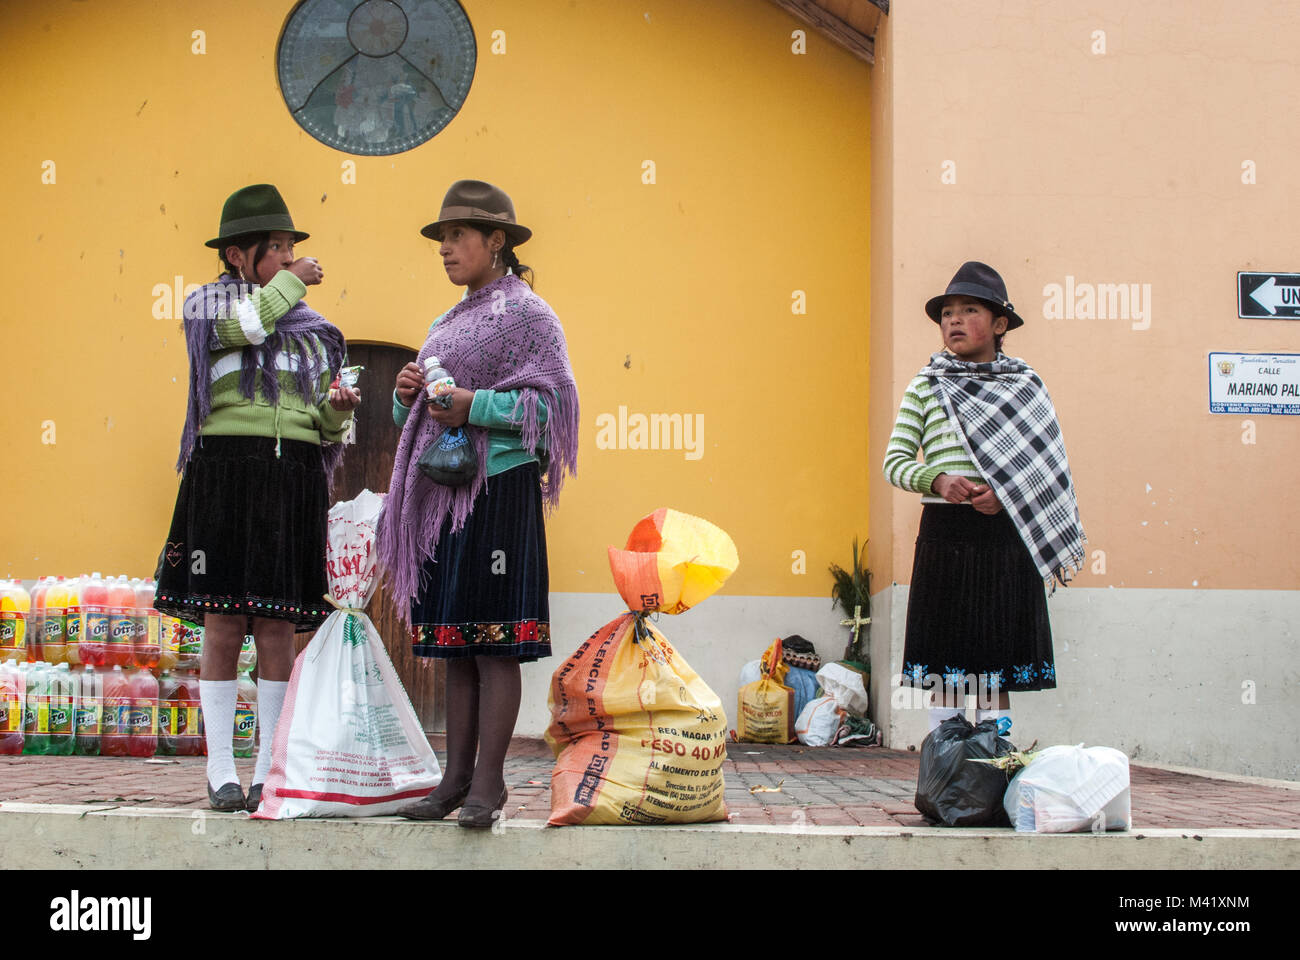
[474,226,534,288]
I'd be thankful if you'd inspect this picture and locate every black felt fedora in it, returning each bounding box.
[205,184,309,249]
[420,179,532,245]
[925,261,1024,330]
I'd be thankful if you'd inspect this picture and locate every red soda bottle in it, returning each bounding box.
[81,573,109,667]
[100,665,130,756]
[127,667,158,757]
[106,576,135,668]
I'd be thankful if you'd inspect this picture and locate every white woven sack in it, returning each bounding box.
[254,490,442,818]
[815,662,869,717]
[794,696,842,747]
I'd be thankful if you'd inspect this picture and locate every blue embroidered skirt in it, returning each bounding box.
[902,504,1055,694]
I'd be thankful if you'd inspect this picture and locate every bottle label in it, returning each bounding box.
[36,696,50,734]
[49,700,73,736]
[2,697,19,732]
[65,610,82,643]
[75,699,102,735]
[0,612,23,652]
[176,621,203,656]
[108,615,134,648]
[128,704,157,737]
[147,613,161,647]
[233,707,256,740]
[102,698,130,735]
[43,612,65,643]
[86,609,109,645]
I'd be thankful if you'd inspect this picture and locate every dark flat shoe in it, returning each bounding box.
[207,781,246,812]
[246,784,263,813]
[397,783,471,821]
[457,787,508,829]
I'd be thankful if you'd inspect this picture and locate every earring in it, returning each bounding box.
[492,250,500,269]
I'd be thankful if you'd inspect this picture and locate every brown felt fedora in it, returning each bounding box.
[419,179,532,245]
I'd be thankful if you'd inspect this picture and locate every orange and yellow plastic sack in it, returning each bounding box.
[546,509,738,826]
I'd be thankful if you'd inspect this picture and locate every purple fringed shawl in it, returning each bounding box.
[377,273,579,615]
[176,275,348,482]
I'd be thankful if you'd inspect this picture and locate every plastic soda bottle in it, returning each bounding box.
[238,634,257,674]
[133,578,160,669]
[100,664,130,757]
[82,572,110,666]
[156,614,179,672]
[105,576,135,668]
[43,577,69,665]
[28,578,48,663]
[22,662,47,755]
[127,667,158,758]
[157,670,179,755]
[61,575,81,666]
[158,669,204,756]
[0,662,23,754]
[46,663,76,756]
[234,671,257,759]
[0,580,30,664]
[74,665,102,756]
[175,618,203,671]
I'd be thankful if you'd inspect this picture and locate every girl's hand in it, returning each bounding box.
[288,257,324,285]
[933,473,980,504]
[969,484,1003,515]
[395,362,424,406]
[329,385,361,411]
[426,386,473,427]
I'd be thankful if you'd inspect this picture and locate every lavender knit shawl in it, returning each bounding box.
[176,275,347,481]
[377,273,579,613]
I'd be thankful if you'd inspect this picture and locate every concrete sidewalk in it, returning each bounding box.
[3,738,1299,869]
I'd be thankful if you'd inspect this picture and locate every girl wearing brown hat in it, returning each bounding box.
[155,184,360,812]
[378,180,580,827]
[883,261,1085,741]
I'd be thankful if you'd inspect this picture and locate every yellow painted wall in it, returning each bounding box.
[1,1,872,597]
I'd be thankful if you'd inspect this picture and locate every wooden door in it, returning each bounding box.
[293,341,446,732]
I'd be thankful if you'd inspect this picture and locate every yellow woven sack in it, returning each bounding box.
[736,637,796,743]
[546,508,738,826]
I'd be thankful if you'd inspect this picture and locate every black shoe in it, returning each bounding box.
[207,781,246,812]
[396,783,471,821]
[246,784,263,813]
[457,787,508,829]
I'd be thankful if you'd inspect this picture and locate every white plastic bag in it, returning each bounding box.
[815,662,869,717]
[254,490,442,818]
[1003,744,1131,833]
[794,696,842,747]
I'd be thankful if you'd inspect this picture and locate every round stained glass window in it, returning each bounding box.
[277,0,477,156]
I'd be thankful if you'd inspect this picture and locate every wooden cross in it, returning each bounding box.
[840,604,871,647]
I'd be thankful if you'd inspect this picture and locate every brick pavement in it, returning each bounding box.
[3,738,1298,829]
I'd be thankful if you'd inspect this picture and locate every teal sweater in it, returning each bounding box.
[393,310,549,477]
[883,375,985,504]
[200,270,352,445]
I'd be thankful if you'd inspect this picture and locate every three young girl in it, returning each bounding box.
[157,184,359,811]
[884,261,1085,738]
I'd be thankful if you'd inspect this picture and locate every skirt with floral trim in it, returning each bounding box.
[409,462,551,662]
[902,503,1055,695]
[154,436,331,629]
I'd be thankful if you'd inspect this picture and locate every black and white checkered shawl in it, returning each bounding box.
[920,351,1086,591]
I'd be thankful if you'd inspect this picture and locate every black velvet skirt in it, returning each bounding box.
[154,436,331,629]
[902,504,1055,694]
[409,462,551,662]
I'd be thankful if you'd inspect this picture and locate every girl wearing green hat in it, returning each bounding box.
[155,184,361,812]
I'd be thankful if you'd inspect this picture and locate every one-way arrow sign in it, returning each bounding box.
[1238,272,1300,318]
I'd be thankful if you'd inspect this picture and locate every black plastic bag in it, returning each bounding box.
[914,715,1014,827]
[417,427,478,486]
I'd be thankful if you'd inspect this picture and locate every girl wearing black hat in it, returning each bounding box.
[883,262,1085,739]
[155,184,360,812]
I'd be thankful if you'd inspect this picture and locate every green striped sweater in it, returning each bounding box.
[199,270,352,446]
[883,376,985,503]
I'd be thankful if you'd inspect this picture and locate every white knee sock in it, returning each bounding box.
[928,706,965,733]
[201,679,239,789]
[253,679,289,785]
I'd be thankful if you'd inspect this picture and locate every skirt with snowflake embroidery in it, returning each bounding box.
[902,504,1055,694]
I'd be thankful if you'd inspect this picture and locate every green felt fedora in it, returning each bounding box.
[205,184,309,249]
[420,179,532,245]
